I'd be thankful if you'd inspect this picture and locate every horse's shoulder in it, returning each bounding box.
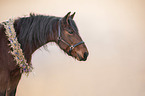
[0,24,5,32]
[0,24,6,41]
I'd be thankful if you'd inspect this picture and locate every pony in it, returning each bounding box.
[0,12,89,96]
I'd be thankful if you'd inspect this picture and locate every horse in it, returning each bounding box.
[0,12,89,96]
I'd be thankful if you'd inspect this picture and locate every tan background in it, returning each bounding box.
[0,0,145,96]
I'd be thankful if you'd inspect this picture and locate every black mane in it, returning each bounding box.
[15,14,60,52]
[14,14,79,53]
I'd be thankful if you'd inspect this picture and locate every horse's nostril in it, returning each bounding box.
[84,52,88,60]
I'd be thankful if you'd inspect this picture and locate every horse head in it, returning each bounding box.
[56,12,89,61]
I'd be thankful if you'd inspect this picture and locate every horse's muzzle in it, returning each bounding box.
[80,52,88,61]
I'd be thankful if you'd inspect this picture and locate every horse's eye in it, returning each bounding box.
[68,31,73,34]
[65,28,73,34]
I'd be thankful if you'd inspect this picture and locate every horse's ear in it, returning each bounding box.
[63,12,71,24]
[70,12,76,19]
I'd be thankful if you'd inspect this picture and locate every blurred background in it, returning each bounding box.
[0,0,145,96]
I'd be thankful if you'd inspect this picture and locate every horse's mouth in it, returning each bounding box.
[76,53,88,61]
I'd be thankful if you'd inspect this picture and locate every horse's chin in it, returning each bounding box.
[75,53,87,61]
[66,50,88,61]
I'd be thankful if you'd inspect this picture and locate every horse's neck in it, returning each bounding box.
[14,19,58,64]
